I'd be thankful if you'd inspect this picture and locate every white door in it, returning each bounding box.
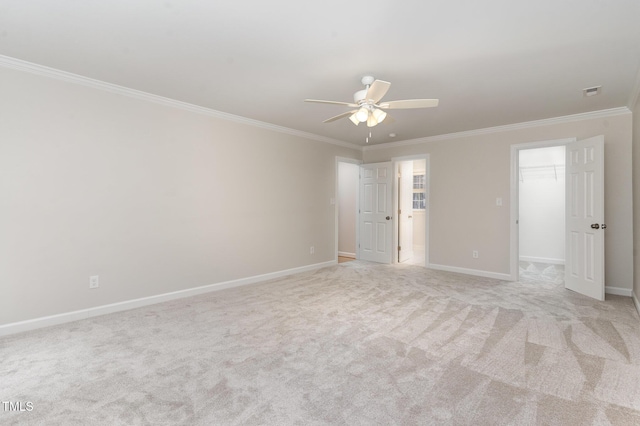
[565,135,605,300]
[360,162,393,263]
[398,161,414,263]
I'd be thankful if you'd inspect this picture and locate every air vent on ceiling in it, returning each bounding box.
[583,86,601,97]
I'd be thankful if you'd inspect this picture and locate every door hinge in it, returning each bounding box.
[399,209,402,214]
[398,245,401,251]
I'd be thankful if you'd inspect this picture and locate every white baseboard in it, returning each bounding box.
[519,256,565,265]
[0,260,337,337]
[633,292,640,319]
[427,263,512,281]
[605,286,633,297]
[427,264,634,297]
[338,251,356,258]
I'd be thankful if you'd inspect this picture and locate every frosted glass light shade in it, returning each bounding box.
[372,108,387,123]
[356,107,369,122]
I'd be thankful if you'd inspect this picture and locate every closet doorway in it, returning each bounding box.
[394,155,429,267]
[517,145,566,283]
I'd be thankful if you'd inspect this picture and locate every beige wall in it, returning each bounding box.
[364,112,633,289]
[412,211,426,249]
[0,67,360,325]
[633,97,640,303]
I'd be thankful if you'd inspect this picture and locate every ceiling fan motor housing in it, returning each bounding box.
[353,89,367,104]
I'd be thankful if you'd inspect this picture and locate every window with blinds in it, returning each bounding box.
[413,174,425,209]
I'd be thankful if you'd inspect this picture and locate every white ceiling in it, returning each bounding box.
[2,0,640,146]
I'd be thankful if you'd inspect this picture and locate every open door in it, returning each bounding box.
[565,135,605,300]
[398,161,414,262]
[360,162,392,263]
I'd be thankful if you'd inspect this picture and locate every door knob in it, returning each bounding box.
[386,216,391,220]
[590,223,600,229]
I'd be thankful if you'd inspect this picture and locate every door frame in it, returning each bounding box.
[509,138,576,281]
[398,160,414,263]
[335,156,362,262]
[392,154,430,266]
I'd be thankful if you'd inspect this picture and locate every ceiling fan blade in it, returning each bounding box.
[365,80,391,103]
[305,99,358,107]
[379,99,439,109]
[323,110,357,123]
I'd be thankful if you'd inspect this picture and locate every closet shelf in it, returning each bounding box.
[519,164,565,182]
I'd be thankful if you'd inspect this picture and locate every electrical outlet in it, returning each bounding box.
[89,275,99,289]
[496,197,503,206]
[472,250,479,259]
[310,246,315,255]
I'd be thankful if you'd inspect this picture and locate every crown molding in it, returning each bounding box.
[363,107,631,152]
[0,55,361,151]
[628,62,640,110]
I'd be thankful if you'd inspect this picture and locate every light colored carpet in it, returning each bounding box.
[2,261,640,425]
[519,261,565,285]
[401,248,425,267]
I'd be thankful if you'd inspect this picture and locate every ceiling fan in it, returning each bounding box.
[305,76,439,128]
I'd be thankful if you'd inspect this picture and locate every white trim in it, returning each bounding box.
[4,54,633,153]
[424,155,431,267]
[0,54,360,151]
[0,260,336,337]
[628,62,640,109]
[364,107,630,151]
[510,138,576,281]
[605,286,633,297]
[338,251,356,258]
[519,256,565,265]
[633,292,640,319]
[427,263,512,281]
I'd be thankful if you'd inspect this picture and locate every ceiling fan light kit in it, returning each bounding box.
[305,75,439,130]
